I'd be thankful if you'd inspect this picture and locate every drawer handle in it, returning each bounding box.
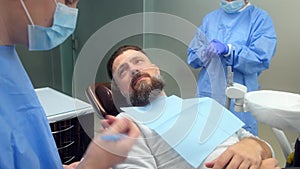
[63,156,76,164]
[57,141,75,150]
[52,125,74,134]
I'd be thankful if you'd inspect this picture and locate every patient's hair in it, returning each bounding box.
[107,45,146,79]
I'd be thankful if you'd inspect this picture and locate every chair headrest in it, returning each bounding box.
[95,83,119,116]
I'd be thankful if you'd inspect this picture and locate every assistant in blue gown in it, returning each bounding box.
[187,2,277,135]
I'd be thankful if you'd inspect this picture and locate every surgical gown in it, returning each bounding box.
[187,5,277,135]
[0,46,63,169]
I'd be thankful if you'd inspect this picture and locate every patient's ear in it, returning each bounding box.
[112,79,128,100]
[111,80,129,110]
[111,80,122,94]
[152,64,160,74]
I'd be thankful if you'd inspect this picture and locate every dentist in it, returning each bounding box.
[0,0,139,168]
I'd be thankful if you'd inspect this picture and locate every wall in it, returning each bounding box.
[17,44,65,91]
[252,0,300,93]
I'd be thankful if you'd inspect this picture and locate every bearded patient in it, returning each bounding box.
[105,45,274,169]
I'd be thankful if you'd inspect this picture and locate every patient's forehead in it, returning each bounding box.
[112,50,150,74]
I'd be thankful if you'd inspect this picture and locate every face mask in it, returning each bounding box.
[220,0,245,14]
[20,0,78,51]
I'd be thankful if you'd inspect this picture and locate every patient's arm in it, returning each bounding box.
[113,113,159,169]
[205,129,273,169]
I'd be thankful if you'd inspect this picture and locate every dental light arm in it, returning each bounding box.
[226,66,234,109]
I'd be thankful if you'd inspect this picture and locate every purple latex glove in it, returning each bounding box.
[205,39,229,57]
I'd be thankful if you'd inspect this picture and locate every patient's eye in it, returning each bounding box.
[117,65,129,79]
[133,58,145,65]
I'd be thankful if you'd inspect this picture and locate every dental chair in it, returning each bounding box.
[226,83,300,167]
[244,90,300,167]
[85,82,120,118]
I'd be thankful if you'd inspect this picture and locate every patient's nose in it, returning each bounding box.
[131,69,140,77]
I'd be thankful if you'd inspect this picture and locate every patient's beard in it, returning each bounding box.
[129,73,164,106]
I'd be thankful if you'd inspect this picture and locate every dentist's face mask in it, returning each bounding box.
[220,0,245,14]
[20,0,78,51]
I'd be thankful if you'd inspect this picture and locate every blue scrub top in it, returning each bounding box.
[0,46,63,169]
[187,5,277,135]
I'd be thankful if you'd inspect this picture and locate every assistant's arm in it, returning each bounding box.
[187,26,209,69]
[226,11,277,75]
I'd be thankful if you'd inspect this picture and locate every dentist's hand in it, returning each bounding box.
[76,116,140,169]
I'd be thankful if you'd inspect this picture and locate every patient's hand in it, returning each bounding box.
[205,137,272,169]
[259,158,281,169]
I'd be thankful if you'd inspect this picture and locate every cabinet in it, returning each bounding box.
[50,117,92,164]
[35,87,94,164]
